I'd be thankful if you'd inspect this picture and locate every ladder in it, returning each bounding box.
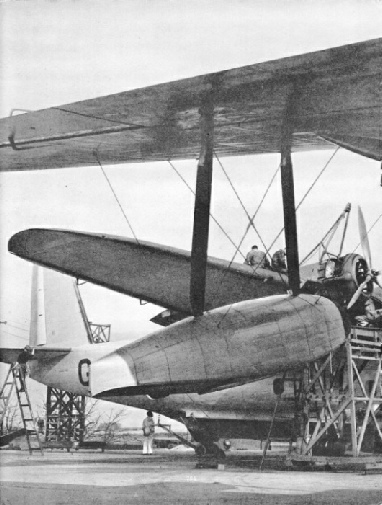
[0,365,16,433]
[0,363,43,454]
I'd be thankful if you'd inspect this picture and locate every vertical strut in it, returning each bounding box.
[280,84,300,295]
[338,203,351,256]
[190,88,214,316]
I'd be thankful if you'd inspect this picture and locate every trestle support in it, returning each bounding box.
[294,326,382,458]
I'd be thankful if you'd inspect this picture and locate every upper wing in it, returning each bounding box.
[8,229,288,313]
[0,38,381,172]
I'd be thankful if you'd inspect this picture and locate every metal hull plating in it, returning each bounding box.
[91,294,345,397]
[29,293,345,399]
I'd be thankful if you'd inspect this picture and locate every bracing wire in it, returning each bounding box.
[3,323,28,333]
[300,210,346,265]
[268,147,341,258]
[212,153,286,299]
[93,150,140,244]
[167,160,247,261]
[226,163,281,269]
[169,145,344,331]
[0,330,28,341]
[214,151,269,256]
[167,156,284,300]
[295,147,340,211]
[166,159,284,300]
[351,211,382,256]
[219,147,341,296]
[214,161,285,299]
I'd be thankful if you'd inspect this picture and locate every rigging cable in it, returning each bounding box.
[225,162,281,269]
[168,155,286,328]
[167,160,247,262]
[93,150,140,244]
[3,323,28,333]
[167,158,286,328]
[216,148,341,326]
[211,158,288,331]
[0,331,28,341]
[214,151,269,256]
[167,158,282,287]
[300,207,348,265]
[351,211,382,256]
[267,147,341,259]
[217,160,288,312]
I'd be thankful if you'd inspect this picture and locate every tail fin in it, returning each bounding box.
[30,266,92,347]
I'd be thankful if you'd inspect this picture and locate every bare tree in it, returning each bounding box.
[83,398,128,444]
[82,398,101,439]
[95,408,126,444]
[2,399,22,433]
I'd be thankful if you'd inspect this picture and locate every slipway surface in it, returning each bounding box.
[1,450,382,505]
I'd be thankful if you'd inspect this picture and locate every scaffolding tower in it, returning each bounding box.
[45,388,85,443]
[44,321,111,444]
[44,279,111,444]
[295,325,382,457]
[89,323,111,344]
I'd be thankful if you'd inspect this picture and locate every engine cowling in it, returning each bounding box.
[315,253,372,306]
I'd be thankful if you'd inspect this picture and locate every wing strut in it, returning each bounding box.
[280,84,300,295]
[190,89,214,316]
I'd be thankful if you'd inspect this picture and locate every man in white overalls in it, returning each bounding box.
[142,410,155,455]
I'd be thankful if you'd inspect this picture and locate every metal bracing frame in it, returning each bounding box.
[46,277,110,442]
[300,352,345,454]
[89,323,111,343]
[346,327,382,456]
[260,395,281,470]
[45,387,85,443]
[297,326,382,457]
[45,322,110,443]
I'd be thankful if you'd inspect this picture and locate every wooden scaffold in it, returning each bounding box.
[294,325,382,459]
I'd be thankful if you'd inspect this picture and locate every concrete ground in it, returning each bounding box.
[1,449,382,505]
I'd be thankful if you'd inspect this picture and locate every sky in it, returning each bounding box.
[0,0,381,426]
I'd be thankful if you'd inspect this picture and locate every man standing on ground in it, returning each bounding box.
[142,410,155,455]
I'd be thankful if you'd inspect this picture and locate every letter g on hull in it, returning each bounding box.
[78,359,91,386]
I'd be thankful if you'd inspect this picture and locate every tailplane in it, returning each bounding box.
[30,266,91,347]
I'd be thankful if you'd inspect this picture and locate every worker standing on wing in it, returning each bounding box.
[245,245,269,268]
[142,410,155,455]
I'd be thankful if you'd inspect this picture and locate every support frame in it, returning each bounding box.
[297,326,382,457]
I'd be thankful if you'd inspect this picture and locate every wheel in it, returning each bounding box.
[194,444,207,457]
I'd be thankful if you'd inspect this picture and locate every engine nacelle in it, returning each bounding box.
[316,253,371,305]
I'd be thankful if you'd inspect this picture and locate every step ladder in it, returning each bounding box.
[0,363,43,454]
[0,365,17,432]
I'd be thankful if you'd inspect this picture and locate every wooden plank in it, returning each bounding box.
[351,339,381,347]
